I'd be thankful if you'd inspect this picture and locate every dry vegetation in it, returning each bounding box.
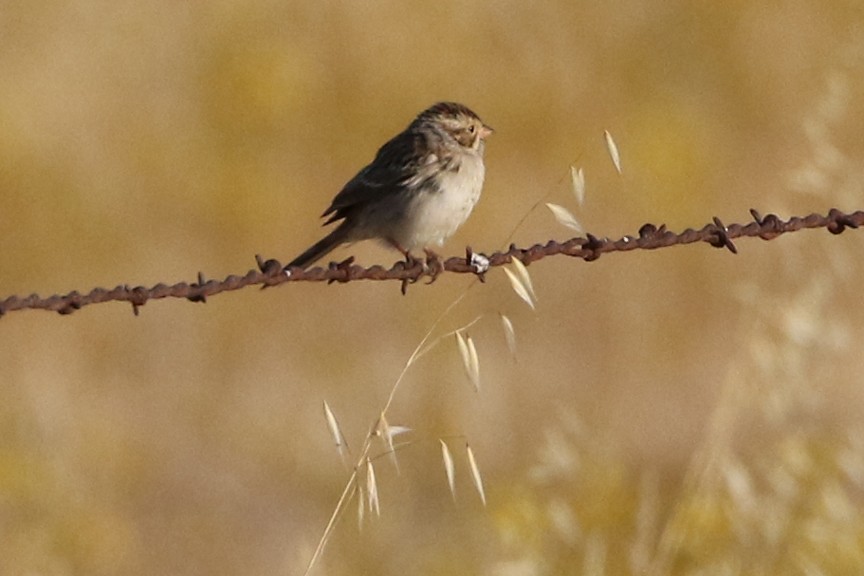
[1,2,863,575]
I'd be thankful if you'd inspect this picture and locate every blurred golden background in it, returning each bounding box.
[2,2,864,575]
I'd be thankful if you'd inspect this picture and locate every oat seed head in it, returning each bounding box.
[357,485,365,529]
[455,331,481,392]
[323,401,347,457]
[500,313,517,356]
[570,166,586,206]
[504,257,537,309]
[604,130,622,174]
[545,202,584,233]
[440,439,456,500]
[466,443,486,507]
[366,459,380,517]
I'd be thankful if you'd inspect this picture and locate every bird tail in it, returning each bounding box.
[286,225,350,270]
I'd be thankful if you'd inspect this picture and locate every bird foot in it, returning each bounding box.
[423,249,444,284]
[399,252,423,295]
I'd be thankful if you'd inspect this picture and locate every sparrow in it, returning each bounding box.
[286,102,492,270]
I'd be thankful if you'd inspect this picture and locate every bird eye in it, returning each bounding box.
[468,125,476,133]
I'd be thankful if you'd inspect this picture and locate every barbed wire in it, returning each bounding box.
[0,208,860,319]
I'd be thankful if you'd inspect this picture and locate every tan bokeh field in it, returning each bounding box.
[2,2,864,575]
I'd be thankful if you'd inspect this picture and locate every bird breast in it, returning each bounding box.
[396,150,485,250]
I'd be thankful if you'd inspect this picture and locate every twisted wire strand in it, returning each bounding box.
[1,208,860,318]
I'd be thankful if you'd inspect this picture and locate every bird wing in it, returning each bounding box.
[321,130,455,225]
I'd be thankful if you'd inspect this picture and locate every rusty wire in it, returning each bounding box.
[0,208,860,318]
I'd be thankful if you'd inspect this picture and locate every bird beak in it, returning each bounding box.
[480,124,494,139]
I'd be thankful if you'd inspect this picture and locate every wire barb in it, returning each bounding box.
[826,207,859,235]
[708,216,738,254]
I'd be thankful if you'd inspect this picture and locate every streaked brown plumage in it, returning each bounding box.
[287,102,492,270]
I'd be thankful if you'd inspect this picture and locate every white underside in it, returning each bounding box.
[388,152,485,250]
